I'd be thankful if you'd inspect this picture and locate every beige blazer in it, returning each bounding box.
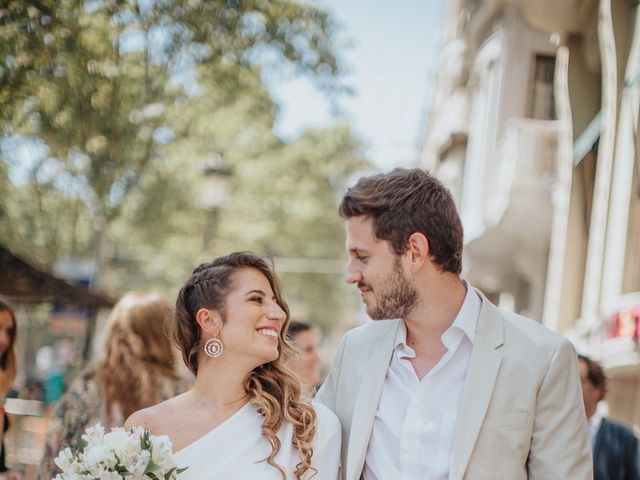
[317,291,593,480]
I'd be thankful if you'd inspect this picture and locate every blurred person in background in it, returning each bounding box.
[0,301,21,480]
[285,321,321,398]
[578,355,639,480]
[37,292,190,480]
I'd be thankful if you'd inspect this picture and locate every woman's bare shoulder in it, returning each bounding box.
[124,392,189,433]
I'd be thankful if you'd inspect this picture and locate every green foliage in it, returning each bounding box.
[1,0,341,220]
[216,123,366,328]
[0,0,366,330]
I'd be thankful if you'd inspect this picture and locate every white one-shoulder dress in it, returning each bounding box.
[174,400,341,479]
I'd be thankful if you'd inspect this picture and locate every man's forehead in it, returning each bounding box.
[346,215,374,231]
[346,233,394,254]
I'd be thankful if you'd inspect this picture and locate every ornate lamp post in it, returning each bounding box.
[198,152,232,251]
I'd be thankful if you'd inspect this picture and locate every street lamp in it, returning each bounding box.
[198,152,232,210]
[198,152,232,250]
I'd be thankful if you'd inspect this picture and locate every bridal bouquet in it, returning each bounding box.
[53,424,187,480]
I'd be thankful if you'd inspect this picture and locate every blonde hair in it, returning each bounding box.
[0,301,17,394]
[174,252,317,479]
[96,292,177,423]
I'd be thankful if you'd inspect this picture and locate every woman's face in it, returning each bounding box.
[0,311,13,357]
[217,268,286,368]
[288,330,321,388]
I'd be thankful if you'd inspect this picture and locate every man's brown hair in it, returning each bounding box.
[578,354,607,401]
[339,168,464,274]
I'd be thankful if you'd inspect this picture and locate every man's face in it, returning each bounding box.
[345,216,418,320]
[578,359,601,419]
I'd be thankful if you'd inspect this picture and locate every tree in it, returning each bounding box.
[1,1,368,331]
[102,65,369,329]
[0,0,343,285]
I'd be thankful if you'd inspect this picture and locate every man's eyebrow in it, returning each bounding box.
[349,247,368,255]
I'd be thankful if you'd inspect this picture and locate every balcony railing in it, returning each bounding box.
[477,118,561,231]
[499,118,560,182]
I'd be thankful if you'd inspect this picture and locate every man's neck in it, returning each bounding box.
[401,274,467,380]
[403,274,467,348]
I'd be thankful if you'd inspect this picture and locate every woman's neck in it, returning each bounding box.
[190,359,251,412]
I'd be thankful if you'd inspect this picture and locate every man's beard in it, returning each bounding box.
[366,257,418,320]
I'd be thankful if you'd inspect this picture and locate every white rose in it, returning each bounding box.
[104,429,140,465]
[82,444,117,471]
[103,429,130,451]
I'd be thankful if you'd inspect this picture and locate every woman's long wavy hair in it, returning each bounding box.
[0,300,17,394]
[95,292,178,423]
[174,252,316,479]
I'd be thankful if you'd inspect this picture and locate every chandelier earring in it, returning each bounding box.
[204,337,224,358]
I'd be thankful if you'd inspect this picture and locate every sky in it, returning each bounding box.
[270,0,446,170]
[2,1,446,181]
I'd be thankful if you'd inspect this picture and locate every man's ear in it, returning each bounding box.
[406,232,430,272]
[195,308,222,336]
[595,386,605,404]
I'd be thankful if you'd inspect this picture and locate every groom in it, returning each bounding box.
[317,169,592,479]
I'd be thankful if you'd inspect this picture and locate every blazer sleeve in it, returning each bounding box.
[527,338,593,479]
[625,429,640,480]
[316,332,349,413]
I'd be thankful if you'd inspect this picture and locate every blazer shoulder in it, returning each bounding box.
[498,306,568,350]
[601,418,638,441]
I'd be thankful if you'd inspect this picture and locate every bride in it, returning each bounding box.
[125,252,340,479]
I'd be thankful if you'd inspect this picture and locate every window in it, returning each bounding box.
[529,55,556,120]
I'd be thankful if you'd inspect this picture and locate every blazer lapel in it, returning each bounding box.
[449,292,505,480]
[346,320,400,480]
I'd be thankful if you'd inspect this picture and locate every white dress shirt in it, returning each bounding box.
[362,282,482,480]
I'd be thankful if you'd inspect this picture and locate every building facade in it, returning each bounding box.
[421,0,640,427]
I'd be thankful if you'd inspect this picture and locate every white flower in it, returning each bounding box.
[53,423,186,480]
[128,448,150,479]
[82,443,117,471]
[81,423,105,447]
[149,434,175,472]
[100,472,124,480]
[104,428,142,465]
[54,447,80,473]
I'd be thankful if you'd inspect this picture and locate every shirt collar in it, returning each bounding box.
[589,411,603,435]
[395,280,481,349]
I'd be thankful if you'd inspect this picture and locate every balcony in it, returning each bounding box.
[460,119,561,319]
[460,0,596,39]
[498,118,559,188]
[517,0,598,37]
[462,118,561,244]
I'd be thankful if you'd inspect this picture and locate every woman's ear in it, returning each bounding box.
[406,232,430,272]
[195,308,222,335]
